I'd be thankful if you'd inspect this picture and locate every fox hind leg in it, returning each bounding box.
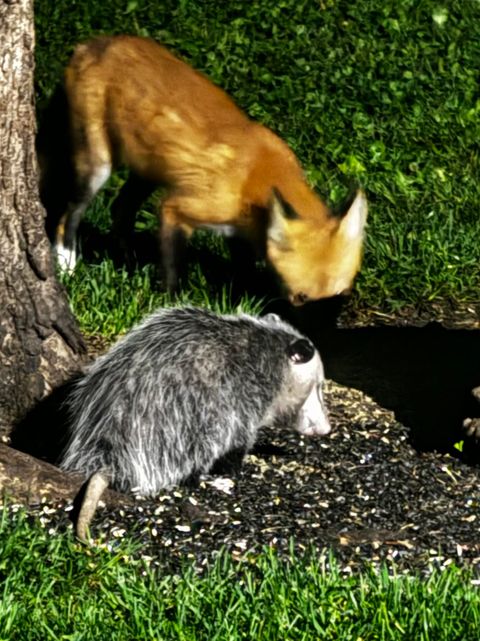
[55,161,112,272]
[159,200,191,293]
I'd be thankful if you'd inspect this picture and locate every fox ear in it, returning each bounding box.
[337,190,368,240]
[268,188,299,245]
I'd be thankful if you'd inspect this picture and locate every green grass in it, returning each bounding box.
[34,0,480,319]
[60,257,265,338]
[1,508,479,641]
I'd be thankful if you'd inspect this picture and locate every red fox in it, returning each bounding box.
[39,35,367,304]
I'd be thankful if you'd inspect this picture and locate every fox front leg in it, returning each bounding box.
[110,173,156,262]
[159,201,190,293]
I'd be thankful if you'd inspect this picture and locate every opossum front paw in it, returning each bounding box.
[210,448,246,475]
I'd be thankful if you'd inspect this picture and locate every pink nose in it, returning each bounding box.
[298,418,331,437]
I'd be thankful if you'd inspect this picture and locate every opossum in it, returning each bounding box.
[58,306,331,540]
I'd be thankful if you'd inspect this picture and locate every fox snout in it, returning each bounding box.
[268,190,368,305]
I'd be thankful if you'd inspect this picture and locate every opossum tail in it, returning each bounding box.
[76,470,110,542]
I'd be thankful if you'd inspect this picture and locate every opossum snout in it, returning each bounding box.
[296,383,331,437]
[287,338,315,364]
[297,416,332,437]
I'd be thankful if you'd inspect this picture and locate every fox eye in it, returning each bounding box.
[287,339,315,364]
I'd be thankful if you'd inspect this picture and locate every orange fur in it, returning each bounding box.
[44,35,368,303]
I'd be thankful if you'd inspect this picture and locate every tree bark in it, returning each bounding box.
[0,0,86,435]
[0,443,132,508]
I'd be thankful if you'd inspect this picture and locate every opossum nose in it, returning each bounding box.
[299,421,332,437]
[287,338,315,364]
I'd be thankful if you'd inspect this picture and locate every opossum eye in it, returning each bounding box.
[287,339,315,364]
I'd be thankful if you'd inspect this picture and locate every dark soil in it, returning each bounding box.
[3,378,480,576]
[3,293,479,575]
[339,299,480,331]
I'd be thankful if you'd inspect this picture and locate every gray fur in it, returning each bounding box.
[59,307,330,499]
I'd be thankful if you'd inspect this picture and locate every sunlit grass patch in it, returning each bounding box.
[35,0,480,317]
[1,508,479,641]
[60,257,265,339]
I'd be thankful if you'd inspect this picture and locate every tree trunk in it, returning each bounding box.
[0,443,132,509]
[0,0,86,435]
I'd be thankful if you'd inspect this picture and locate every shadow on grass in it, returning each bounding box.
[288,300,480,462]
[10,376,80,464]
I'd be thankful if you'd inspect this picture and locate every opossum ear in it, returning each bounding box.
[287,339,315,364]
[264,313,282,324]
